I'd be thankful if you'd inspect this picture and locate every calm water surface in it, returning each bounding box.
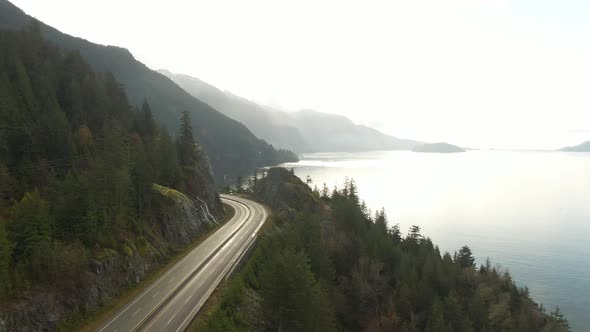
[283,150,590,331]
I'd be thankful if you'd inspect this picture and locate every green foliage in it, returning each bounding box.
[178,110,198,167]
[0,222,13,298]
[0,2,299,182]
[456,245,476,269]
[202,170,569,331]
[548,306,571,332]
[0,28,213,300]
[259,248,334,332]
[8,190,52,280]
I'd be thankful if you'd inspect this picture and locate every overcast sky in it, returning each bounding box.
[12,0,590,149]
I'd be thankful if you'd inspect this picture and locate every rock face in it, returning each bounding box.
[0,251,158,331]
[412,142,466,153]
[152,184,218,246]
[0,183,219,332]
[183,152,224,217]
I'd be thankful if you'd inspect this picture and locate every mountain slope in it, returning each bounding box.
[159,70,424,152]
[0,0,297,181]
[412,142,466,153]
[158,70,308,151]
[290,109,423,152]
[0,28,222,330]
[561,140,590,152]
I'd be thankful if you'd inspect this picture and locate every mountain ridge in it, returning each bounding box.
[0,0,297,182]
[158,69,425,153]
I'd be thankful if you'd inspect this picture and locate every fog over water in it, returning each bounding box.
[284,150,590,331]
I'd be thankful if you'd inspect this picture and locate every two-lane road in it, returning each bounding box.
[98,195,267,332]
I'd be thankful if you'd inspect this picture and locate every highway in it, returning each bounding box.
[97,195,267,332]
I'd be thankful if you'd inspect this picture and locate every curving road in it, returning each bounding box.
[97,195,267,332]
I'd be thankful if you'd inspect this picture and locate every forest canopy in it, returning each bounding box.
[0,26,213,300]
[200,168,570,332]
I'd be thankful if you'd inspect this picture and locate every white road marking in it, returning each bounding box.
[101,197,263,332]
[167,312,178,325]
[132,308,141,317]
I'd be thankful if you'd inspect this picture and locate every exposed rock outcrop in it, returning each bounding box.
[153,184,217,246]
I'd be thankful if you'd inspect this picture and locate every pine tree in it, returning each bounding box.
[426,298,450,332]
[178,110,198,167]
[259,249,335,332]
[409,225,422,241]
[550,306,571,332]
[456,245,475,268]
[348,178,359,203]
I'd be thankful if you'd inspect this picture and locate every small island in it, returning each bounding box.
[412,142,466,153]
[560,140,590,152]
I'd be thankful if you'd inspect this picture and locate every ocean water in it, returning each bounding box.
[282,150,590,331]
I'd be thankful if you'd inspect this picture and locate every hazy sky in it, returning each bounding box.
[12,0,590,149]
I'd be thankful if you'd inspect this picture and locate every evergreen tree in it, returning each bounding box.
[408,225,422,241]
[550,306,571,332]
[456,245,476,268]
[259,249,335,332]
[426,298,450,332]
[178,110,198,167]
[8,190,52,279]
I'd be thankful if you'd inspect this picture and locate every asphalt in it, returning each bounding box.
[97,194,267,332]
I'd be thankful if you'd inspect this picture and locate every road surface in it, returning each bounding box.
[97,195,267,332]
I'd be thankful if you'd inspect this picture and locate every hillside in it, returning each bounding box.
[0,28,222,330]
[413,142,466,153]
[159,70,423,152]
[198,168,570,331]
[560,140,590,152]
[0,0,297,182]
[158,70,308,151]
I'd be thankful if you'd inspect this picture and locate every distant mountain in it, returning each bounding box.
[0,0,297,182]
[159,70,424,153]
[412,142,466,153]
[561,140,590,152]
[157,70,308,151]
